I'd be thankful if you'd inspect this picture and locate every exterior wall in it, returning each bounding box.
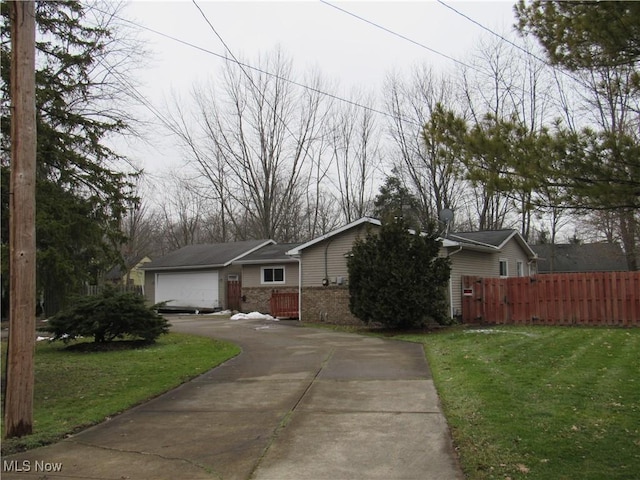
[300,223,379,287]
[126,258,151,286]
[242,286,298,315]
[447,249,498,318]
[446,239,534,317]
[241,262,299,288]
[301,286,363,325]
[499,240,536,277]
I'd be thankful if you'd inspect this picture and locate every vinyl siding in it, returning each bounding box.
[446,239,534,316]
[242,263,299,288]
[300,224,378,287]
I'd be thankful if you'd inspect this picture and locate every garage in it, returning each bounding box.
[155,271,219,309]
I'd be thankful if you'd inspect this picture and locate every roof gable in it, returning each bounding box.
[446,229,536,258]
[143,240,274,270]
[287,217,381,255]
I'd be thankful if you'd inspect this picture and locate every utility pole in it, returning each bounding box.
[4,0,37,439]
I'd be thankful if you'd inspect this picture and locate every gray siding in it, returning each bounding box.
[300,224,378,287]
[241,263,299,288]
[446,239,534,317]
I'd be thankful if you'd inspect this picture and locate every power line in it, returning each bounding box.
[319,0,477,72]
[93,4,423,129]
[435,0,582,85]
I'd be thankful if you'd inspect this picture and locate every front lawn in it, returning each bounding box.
[398,326,640,480]
[1,333,240,454]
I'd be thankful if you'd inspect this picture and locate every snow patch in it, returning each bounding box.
[230,311,278,322]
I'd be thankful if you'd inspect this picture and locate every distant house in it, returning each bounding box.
[105,255,152,287]
[530,243,628,273]
[141,240,273,312]
[286,218,538,323]
[233,242,301,314]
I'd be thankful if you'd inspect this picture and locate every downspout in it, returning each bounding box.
[296,255,302,321]
[447,246,463,319]
[324,238,333,286]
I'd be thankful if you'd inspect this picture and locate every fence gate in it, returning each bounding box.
[270,291,299,319]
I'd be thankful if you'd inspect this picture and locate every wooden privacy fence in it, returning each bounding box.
[270,292,299,319]
[462,272,640,326]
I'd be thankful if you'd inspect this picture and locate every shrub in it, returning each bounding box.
[347,217,451,329]
[47,286,170,343]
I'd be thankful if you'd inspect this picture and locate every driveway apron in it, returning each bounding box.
[2,316,463,480]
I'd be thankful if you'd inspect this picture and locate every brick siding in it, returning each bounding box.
[301,286,364,325]
[241,286,297,315]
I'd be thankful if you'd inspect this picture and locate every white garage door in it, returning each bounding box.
[155,271,219,309]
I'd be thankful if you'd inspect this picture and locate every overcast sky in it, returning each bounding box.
[119,1,521,175]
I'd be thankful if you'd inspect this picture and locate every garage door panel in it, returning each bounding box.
[155,272,219,309]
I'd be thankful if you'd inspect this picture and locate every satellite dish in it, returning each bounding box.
[439,208,454,224]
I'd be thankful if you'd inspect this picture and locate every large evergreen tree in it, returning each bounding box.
[347,217,451,329]
[515,1,640,71]
[1,1,141,313]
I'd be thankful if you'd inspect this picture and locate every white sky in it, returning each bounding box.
[119,1,520,175]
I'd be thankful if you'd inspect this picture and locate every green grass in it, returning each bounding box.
[397,326,640,480]
[1,333,240,454]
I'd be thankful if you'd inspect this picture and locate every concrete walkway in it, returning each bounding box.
[2,316,463,480]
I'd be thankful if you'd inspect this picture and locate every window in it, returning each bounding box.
[499,259,508,277]
[262,266,285,284]
[516,261,524,277]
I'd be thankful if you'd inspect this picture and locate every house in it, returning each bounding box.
[233,242,301,315]
[141,240,273,312]
[105,255,151,287]
[530,243,628,273]
[286,218,537,323]
[286,217,381,324]
[442,230,538,318]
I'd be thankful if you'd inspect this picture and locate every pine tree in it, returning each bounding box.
[1,1,141,313]
[348,217,451,329]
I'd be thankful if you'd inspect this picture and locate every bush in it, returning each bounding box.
[347,217,451,329]
[46,286,170,343]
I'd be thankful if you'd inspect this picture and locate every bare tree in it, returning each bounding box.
[384,65,466,224]
[457,35,561,236]
[164,49,329,242]
[328,89,381,223]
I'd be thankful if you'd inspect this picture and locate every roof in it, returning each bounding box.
[531,243,628,273]
[445,229,537,258]
[287,217,381,255]
[142,240,274,271]
[234,243,302,264]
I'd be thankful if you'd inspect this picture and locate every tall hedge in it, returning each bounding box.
[347,218,451,329]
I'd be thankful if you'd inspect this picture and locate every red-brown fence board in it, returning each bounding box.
[270,292,299,318]
[462,272,640,326]
[227,280,242,311]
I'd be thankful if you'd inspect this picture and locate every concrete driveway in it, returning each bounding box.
[2,315,463,480]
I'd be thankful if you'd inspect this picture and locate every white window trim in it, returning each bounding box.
[499,258,508,277]
[516,260,524,277]
[261,266,286,285]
